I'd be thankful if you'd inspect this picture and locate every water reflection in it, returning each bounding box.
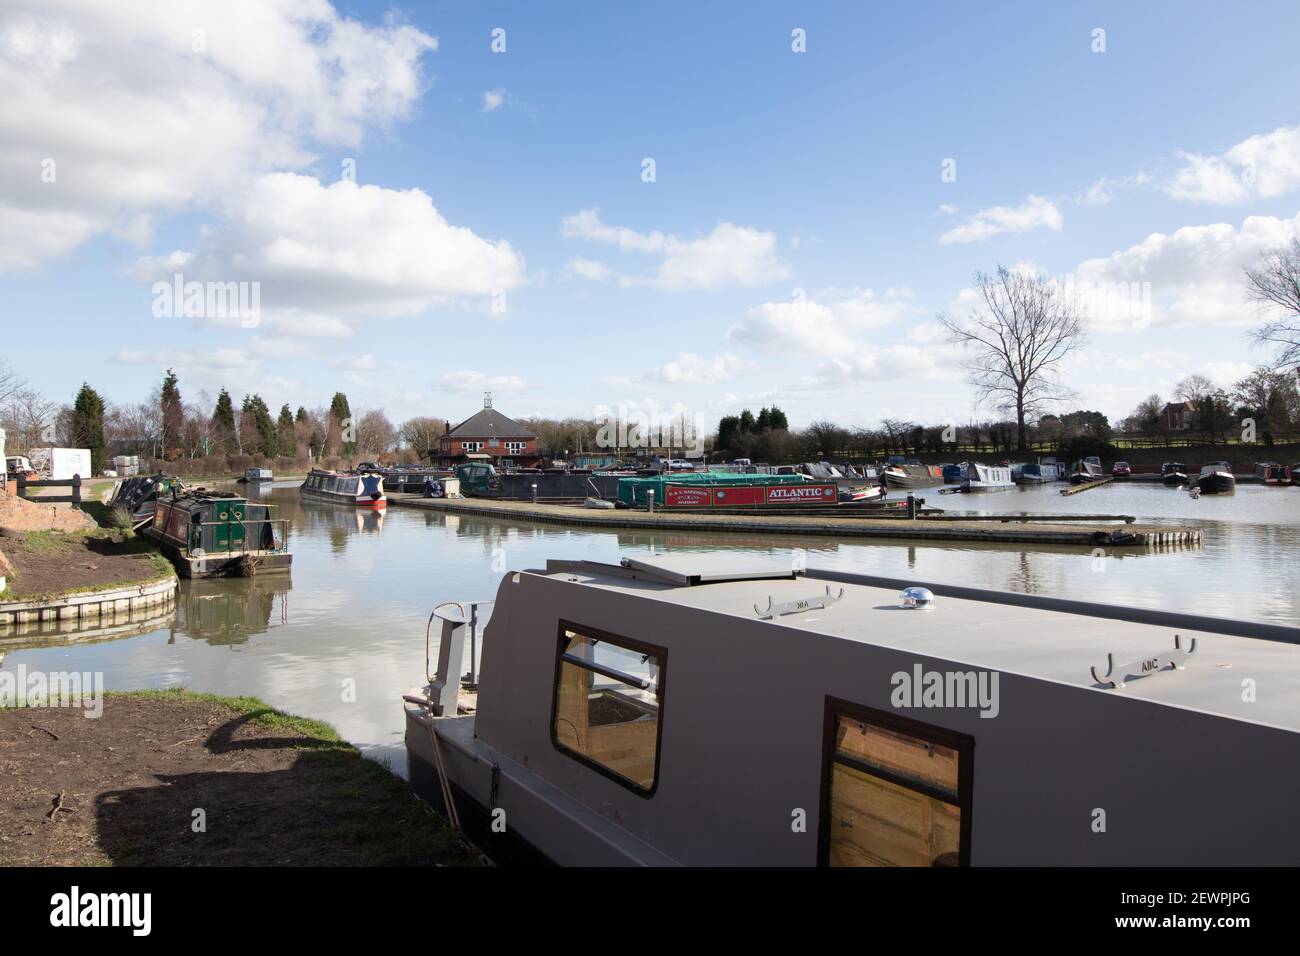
[174,577,292,647]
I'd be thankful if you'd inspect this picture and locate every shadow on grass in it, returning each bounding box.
[91,695,477,867]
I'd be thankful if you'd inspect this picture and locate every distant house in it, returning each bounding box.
[433,395,541,468]
[1161,400,1198,431]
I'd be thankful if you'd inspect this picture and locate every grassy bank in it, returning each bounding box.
[0,689,479,866]
[0,523,173,603]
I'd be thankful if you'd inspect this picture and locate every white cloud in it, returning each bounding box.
[561,208,786,290]
[938,194,1063,244]
[565,257,611,281]
[641,352,747,385]
[328,353,378,371]
[1077,173,1150,208]
[728,288,958,392]
[1082,179,1114,207]
[797,345,942,388]
[131,173,526,326]
[728,287,919,356]
[561,209,666,253]
[0,0,440,271]
[1073,210,1300,330]
[1166,125,1300,204]
[482,88,507,112]
[438,370,527,392]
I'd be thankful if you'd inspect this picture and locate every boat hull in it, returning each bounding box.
[1195,472,1236,494]
[883,464,931,489]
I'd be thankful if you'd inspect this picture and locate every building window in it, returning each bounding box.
[461,441,482,453]
[488,438,499,447]
[551,623,665,795]
[819,699,973,867]
[505,441,526,454]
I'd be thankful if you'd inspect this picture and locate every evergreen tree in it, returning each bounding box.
[211,388,237,454]
[767,406,789,431]
[70,384,106,475]
[277,404,296,457]
[160,368,184,456]
[241,394,278,457]
[328,391,354,455]
[716,415,741,454]
[738,409,756,433]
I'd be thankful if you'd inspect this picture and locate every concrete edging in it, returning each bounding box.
[387,495,1203,548]
[0,574,177,630]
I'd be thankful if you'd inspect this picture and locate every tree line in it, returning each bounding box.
[0,365,451,475]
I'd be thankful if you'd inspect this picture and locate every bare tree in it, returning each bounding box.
[1173,374,1215,403]
[0,387,59,450]
[1245,238,1300,369]
[398,416,448,458]
[354,409,397,457]
[940,266,1086,450]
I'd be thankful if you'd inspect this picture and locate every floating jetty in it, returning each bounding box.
[1061,476,1116,495]
[387,494,1202,548]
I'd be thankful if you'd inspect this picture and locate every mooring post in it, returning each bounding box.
[907,493,916,519]
[647,488,655,513]
[531,482,538,503]
[429,605,468,716]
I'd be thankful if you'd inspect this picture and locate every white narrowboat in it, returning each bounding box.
[962,462,1013,491]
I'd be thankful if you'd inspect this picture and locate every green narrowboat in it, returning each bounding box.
[144,490,291,578]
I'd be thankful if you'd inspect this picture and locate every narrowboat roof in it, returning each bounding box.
[535,556,1300,733]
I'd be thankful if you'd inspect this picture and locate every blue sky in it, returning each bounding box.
[4,0,1300,432]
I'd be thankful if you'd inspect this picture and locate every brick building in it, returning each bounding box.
[433,395,542,468]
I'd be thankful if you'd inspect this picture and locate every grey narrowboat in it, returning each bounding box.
[404,553,1300,866]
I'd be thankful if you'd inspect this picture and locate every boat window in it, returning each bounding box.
[552,624,665,795]
[820,701,972,867]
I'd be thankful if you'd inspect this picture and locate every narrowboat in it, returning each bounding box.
[1160,462,1189,486]
[143,490,291,577]
[961,462,1013,491]
[455,462,625,501]
[1194,461,1236,494]
[403,553,1300,865]
[241,467,273,483]
[108,475,186,530]
[1289,463,1300,486]
[882,462,932,489]
[1016,460,1060,484]
[1254,462,1288,484]
[300,468,387,509]
[797,462,883,499]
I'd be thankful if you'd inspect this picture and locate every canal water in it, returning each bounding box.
[4,480,1298,775]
